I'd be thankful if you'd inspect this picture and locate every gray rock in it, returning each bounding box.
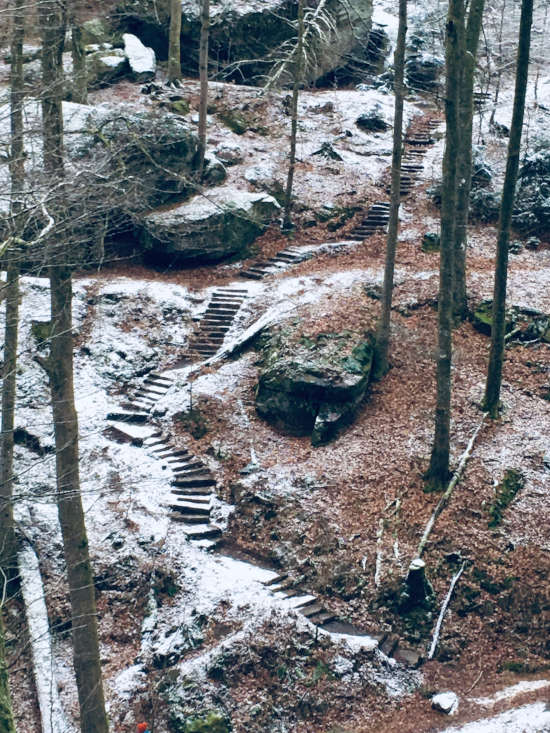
[202,157,227,186]
[140,186,280,263]
[543,453,550,470]
[68,104,199,208]
[406,51,444,90]
[86,48,128,87]
[256,328,374,445]
[355,104,389,132]
[245,163,284,201]
[431,691,459,715]
[122,33,156,81]
[214,143,244,166]
[116,0,372,84]
[82,17,114,46]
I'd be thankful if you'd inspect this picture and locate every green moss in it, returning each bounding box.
[421,232,440,252]
[169,100,190,116]
[170,711,231,733]
[488,469,524,527]
[217,110,249,135]
[31,319,52,345]
[472,300,514,337]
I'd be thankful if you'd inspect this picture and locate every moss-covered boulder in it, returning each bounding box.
[255,327,374,445]
[473,300,550,342]
[472,300,513,336]
[141,187,280,264]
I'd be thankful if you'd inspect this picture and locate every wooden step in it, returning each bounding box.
[107,410,149,424]
[170,501,210,515]
[171,477,217,489]
[308,610,337,626]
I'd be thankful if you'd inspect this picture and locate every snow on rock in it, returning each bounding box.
[122,33,156,81]
[141,187,280,263]
[432,691,459,715]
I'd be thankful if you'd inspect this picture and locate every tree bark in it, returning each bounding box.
[0,612,15,733]
[0,266,19,584]
[70,10,87,104]
[453,0,485,321]
[168,0,182,82]
[40,3,109,731]
[425,0,464,491]
[0,2,25,729]
[282,0,304,231]
[374,0,407,378]
[197,0,210,179]
[0,0,25,586]
[483,0,533,417]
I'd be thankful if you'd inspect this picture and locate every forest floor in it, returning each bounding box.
[2,35,550,733]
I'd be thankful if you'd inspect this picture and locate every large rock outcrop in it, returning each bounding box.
[115,0,373,85]
[473,300,550,343]
[512,149,550,238]
[140,187,280,264]
[255,327,374,445]
[0,99,200,268]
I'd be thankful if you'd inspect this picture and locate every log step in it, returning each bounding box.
[171,478,217,488]
[107,410,149,424]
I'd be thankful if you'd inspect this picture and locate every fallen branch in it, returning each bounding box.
[428,562,466,660]
[417,414,487,557]
[374,518,384,587]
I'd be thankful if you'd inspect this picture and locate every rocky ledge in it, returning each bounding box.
[255,326,374,445]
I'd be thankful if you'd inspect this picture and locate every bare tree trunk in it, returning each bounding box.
[70,0,87,105]
[168,0,182,82]
[0,267,19,583]
[282,0,304,231]
[489,0,506,126]
[425,0,464,492]
[197,0,210,179]
[0,611,15,733]
[0,2,24,728]
[40,3,108,731]
[483,0,533,418]
[374,0,407,378]
[0,0,25,585]
[453,0,485,321]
